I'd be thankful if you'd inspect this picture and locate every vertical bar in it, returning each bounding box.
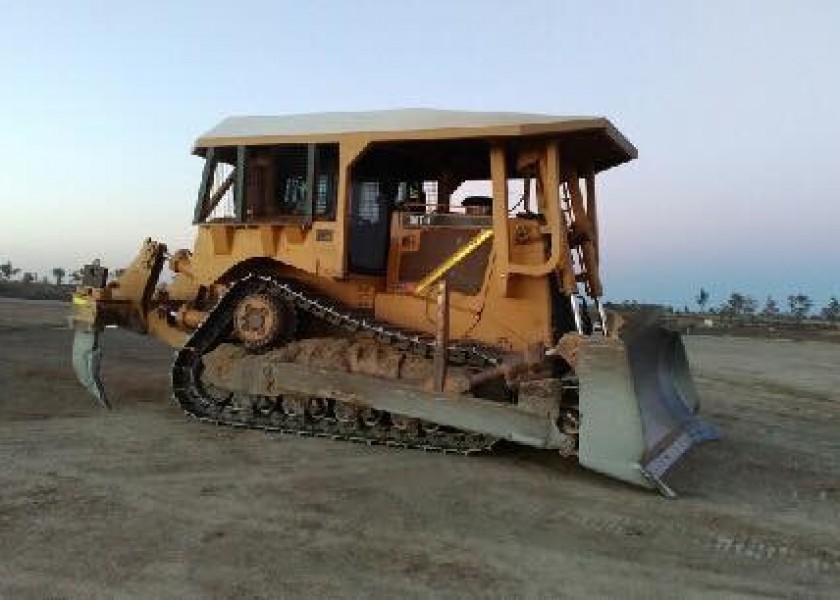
[234,145,247,222]
[490,144,510,294]
[595,297,609,336]
[335,140,368,277]
[567,171,602,297]
[522,177,531,213]
[434,279,449,393]
[194,147,216,224]
[570,295,583,334]
[584,167,599,263]
[543,141,577,293]
[304,143,316,222]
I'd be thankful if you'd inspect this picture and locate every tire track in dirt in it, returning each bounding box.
[571,511,840,575]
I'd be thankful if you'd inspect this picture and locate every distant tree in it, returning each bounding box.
[69,269,83,284]
[0,261,21,281]
[787,294,813,321]
[721,292,755,318]
[51,267,66,285]
[761,296,780,318]
[695,288,710,313]
[21,272,36,284]
[822,297,840,323]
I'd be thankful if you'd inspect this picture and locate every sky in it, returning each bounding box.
[1,0,838,308]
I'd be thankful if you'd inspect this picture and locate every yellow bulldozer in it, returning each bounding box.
[70,109,718,495]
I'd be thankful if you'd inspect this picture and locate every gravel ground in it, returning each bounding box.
[0,298,838,599]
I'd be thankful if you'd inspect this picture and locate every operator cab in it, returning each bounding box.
[190,109,636,324]
[191,137,500,281]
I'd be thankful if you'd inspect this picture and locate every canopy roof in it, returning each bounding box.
[194,108,637,172]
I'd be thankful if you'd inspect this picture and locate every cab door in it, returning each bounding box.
[348,180,394,275]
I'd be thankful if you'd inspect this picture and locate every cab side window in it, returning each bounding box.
[195,143,339,224]
[273,144,338,220]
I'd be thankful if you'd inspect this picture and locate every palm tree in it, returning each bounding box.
[760,296,780,324]
[0,261,21,281]
[51,267,67,285]
[721,292,752,316]
[695,288,710,313]
[822,297,840,323]
[787,294,813,321]
[761,295,780,317]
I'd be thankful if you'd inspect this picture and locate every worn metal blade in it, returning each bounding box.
[624,325,720,487]
[71,327,110,409]
[576,336,651,488]
[624,326,719,443]
[576,325,719,495]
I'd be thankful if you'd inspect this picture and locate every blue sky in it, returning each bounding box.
[1,0,838,308]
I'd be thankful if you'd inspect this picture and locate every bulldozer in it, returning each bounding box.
[70,109,718,496]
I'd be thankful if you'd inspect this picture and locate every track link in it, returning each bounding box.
[171,275,501,454]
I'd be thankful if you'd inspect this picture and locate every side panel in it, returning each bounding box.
[375,276,552,352]
[168,223,344,298]
[378,213,554,352]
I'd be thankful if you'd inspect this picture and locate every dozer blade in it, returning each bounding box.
[72,327,110,409]
[576,325,719,496]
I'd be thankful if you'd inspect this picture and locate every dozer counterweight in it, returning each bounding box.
[70,109,718,495]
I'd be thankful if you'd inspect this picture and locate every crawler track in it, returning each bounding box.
[171,275,502,454]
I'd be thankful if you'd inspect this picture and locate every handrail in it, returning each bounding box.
[490,140,576,294]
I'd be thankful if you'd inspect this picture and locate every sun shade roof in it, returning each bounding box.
[194,108,637,171]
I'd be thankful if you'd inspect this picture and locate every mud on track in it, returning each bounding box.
[0,298,838,599]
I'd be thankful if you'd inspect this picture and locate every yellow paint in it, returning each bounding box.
[92,124,621,356]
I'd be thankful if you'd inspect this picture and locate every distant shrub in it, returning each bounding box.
[0,281,72,301]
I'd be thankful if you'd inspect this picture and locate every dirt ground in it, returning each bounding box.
[0,298,838,599]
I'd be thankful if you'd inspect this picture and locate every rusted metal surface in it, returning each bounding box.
[548,333,586,369]
[434,280,449,393]
[168,249,195,279]
[467,342,547,389]
[232,292,292,351]
[202,337,472,393]
[174,306,207,330]
[171,276,508,455]
[200,343,571,450]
